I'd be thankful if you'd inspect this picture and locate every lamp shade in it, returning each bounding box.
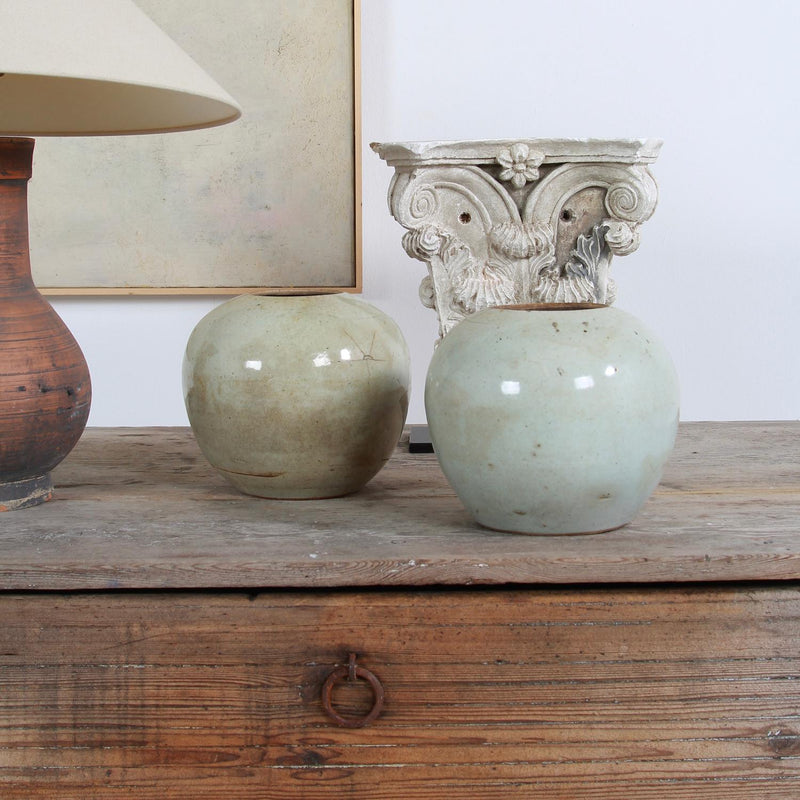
[0,0,241,135]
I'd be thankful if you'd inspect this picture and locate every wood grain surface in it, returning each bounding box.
[0,422,798,589]
[0,587,798,798]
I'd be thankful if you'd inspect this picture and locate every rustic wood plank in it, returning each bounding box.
[0,422,797,590]
[0,774,798,800]
[0,588,798,797]
[2,588,799,663]
[0,779,798,800]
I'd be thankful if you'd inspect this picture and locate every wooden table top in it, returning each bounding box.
[1,422,798,591]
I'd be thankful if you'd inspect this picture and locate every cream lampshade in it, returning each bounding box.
[0,0,241,510]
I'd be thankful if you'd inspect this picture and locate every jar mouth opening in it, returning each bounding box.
[252,290,346,298]
[495,302,607,311]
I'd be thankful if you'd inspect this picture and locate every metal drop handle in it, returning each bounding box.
[321,653,385,728]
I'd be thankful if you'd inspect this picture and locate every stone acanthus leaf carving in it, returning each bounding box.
[489,221,552,260]
[373,139,661,339]
[418,275,436,310]
[452,252,517,312]
[603,218,640,256]
[402,224,445,263]
[534,223,616,305]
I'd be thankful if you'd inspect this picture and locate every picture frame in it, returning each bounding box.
[31,0,361,295]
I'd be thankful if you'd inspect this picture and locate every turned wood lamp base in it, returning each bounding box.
[0,138,91,511]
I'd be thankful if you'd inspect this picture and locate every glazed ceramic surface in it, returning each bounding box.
[425,304,679,534]
[183,293,410,499]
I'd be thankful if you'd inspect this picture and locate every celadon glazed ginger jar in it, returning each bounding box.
[425,302,679,534]
[183,293,410,499]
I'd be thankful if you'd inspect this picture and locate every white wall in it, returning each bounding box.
[51,0,800,425]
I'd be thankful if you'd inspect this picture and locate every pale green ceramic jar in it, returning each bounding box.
[425,303,679,534]
[183,293,410,499]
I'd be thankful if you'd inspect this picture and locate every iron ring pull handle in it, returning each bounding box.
[321,653,385,728]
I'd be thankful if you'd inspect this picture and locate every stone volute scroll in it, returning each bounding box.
[372,139,661,339]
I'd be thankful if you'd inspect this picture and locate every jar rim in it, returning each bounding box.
[495,302,607,311]
[253,290,344,298]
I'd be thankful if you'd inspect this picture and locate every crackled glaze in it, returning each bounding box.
[425,303,679,534]
[183,294,410,499]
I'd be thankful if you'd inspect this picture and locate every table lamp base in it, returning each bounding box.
[0,138,91,511]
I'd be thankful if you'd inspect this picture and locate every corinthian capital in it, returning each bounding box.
[373,139,661,339]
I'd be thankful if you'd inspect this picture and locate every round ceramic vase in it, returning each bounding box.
[183,293,410,499]
[425,303,679,534]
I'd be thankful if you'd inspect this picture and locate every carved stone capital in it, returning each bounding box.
[372,139,661,339]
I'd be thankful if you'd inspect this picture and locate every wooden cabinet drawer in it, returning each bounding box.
[1,586,798,798]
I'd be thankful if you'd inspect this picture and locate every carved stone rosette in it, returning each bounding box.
[372,139,661,339]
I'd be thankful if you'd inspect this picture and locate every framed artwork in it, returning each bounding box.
[31,0,361,295]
